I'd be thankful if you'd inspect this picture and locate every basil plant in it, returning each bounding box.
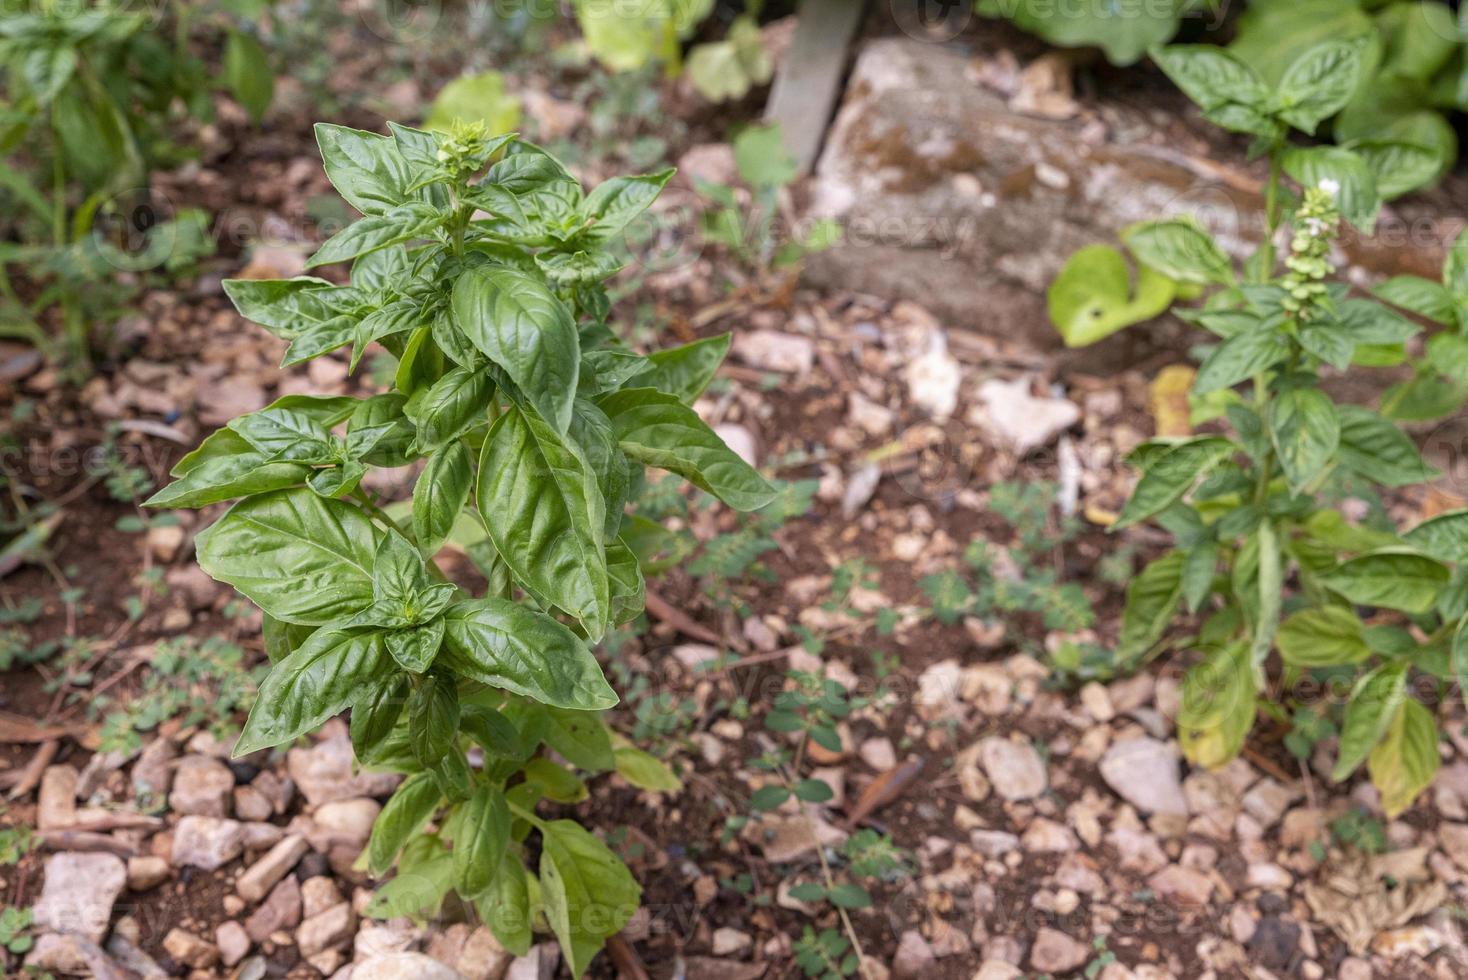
[1102,178,1468,818]
[146,120,775,974]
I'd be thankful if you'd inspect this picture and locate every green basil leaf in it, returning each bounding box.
[196,488,382,624]
[1150,45,1275,136]
[1120,218,1233,285]
[315,122,415,216]
[367,770,442,875]
[365,840,454,920]
[1193,324,1288,393]
[1269,387,1339,492]
[454,785,511,897]
[413,442,474,556]
[1115,551,1184,666]
[522,757,587,803]
[408,672,459,767]
[1274,39,1363,134]
[544,706,615,771]
[1406,509,1468,562]
[1334,405,1436,487]
[351,673,408,759]
[221,278,339,337]
[412,366,495,451]
[282,315,358,366]
[475,406,610,637]
[1177,641,1257,770]
[579,169,673,245]
[440,597,616,710]
[1280,145,1378,231]
[1115,437,1234,529]
[307,461,366,498]
[235,626,391,755]
[597,388,775,511]
[347,393,417,467]
[460,704,522,758]
[1371,275,1454,325]
[1277,606,1369,667]
[538,820,641,980]
[613,746,681,793]
[1368,697,1438,818]
[624,333,731,404]
[474,851,533,955]
[452,266,580,435]
[308,201,445,268]
[227,406,336,462]
[146,451,309,509]
[1332,661,1407,782]
[1181,539,1218,614]
[374,529,431,604]
[606,536,646,625]
[580,347,652,396]
[1046,244,1175,347]
[385,619,445,673]
[1320,550,1450,614]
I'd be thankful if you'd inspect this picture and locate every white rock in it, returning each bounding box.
[904,332,961,419]
[31,852,127,942]
[972,376,1079,454]
[288,731,400,806]
[126,855,170,891]
[848,392,895,435]
[172,815,244,871]
[1029,927,1089,973]
[1099,738,1188,817]
[236,834,308,903]
[712,927,753,956]
[892,929,936,978]
[713,423,760,467]
[297,902,355,957]
[860,737,898,772]
[169,755,235,817]
[312,797,382,844]
[979,737,1047,801]
[353,952,462,980]
[732,329,814,374]
[216,921,250,967]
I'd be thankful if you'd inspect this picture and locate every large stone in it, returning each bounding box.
[287,731,401,806]
[169,755,235,817]
[172,815,244,871]
[978,737,1047,801]
[1099,738,1188,818]
[354,952,463,980]
[37,764,78,829]
[805,38,1461,361]
[236,834,308,903]
[246,875,302,942]
[296,901,355,957]
[1029,927,1089,974]
[31,852,127,942]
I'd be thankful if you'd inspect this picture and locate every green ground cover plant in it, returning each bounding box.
[0,0,271,370]
[147,118,775,975]
[1050,37,1468,816]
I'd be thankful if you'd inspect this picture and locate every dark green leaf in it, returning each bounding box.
[367,771,442,874]
[196,489,382,625]
[475,406,609,637]
[235,626,391,755]
[440,598,617,710]
[454,785,511,897]
[597,388,775,511]
[408,673,460,767]
[538,820,641,979]
[452,266,580,435]
[413,442,474,555]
